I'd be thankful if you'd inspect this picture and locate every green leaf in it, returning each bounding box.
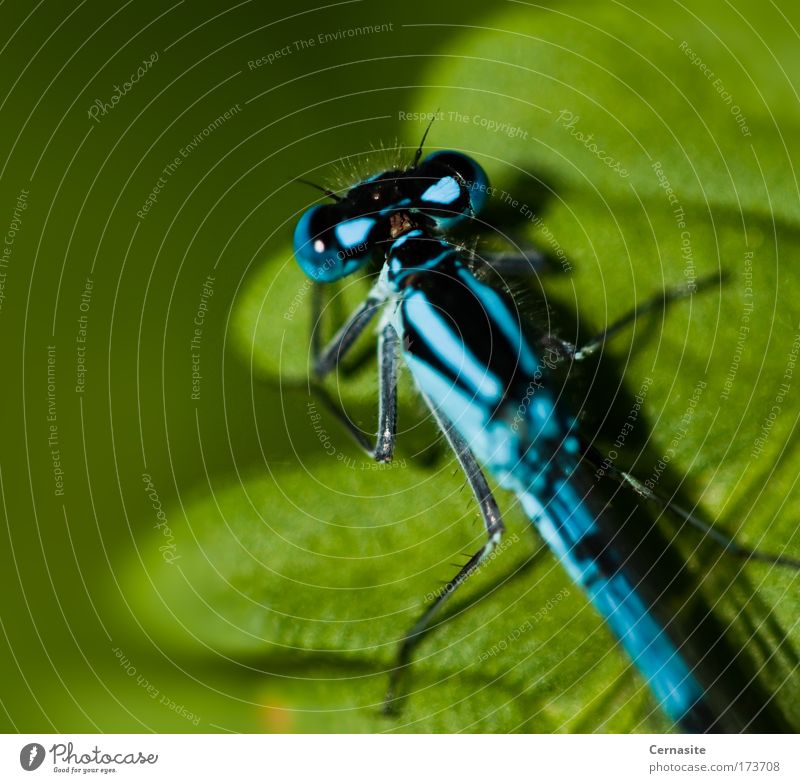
[134,0,800,732]
[127,459,671,732]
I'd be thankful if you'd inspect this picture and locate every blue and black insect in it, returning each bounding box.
[291,124,799,732]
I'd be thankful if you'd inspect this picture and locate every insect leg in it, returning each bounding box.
[312,287,385,378]
[575,273,725,359]
[311,322,398,462]
[383,399,505,714]
[545,273,722,362]
[585,448,800,570]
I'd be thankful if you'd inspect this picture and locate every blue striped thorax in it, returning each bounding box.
[292,150,489,282]
[384,230,578,472]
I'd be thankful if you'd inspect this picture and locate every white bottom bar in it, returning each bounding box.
[2,734,795,782]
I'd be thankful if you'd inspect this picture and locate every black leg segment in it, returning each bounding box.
[384,399,505,714]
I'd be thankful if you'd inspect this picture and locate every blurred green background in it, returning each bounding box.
[1,0,799,733]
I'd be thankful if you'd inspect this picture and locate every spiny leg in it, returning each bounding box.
[542,272,723,362]
[584,448,800,570]
[383,400,505,715]
[313,289,385,378]
[311,322,399,462]
[311,280,379,377]
[618,465,800,571]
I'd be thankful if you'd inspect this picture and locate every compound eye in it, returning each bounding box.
[422,150,490,217]
[293,205,375,282]
[293,205,342,281]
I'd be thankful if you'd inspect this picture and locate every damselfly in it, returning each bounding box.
[290,126,799,732]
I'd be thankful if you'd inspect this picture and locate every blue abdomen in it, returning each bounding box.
[509,444,790,732]
[518,461,707,728]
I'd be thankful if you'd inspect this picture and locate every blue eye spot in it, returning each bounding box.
[293,205,371,283]
[564,435,580,454]
[335,217,375,248]
[423,151,489,217]
[421,176,460,206]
